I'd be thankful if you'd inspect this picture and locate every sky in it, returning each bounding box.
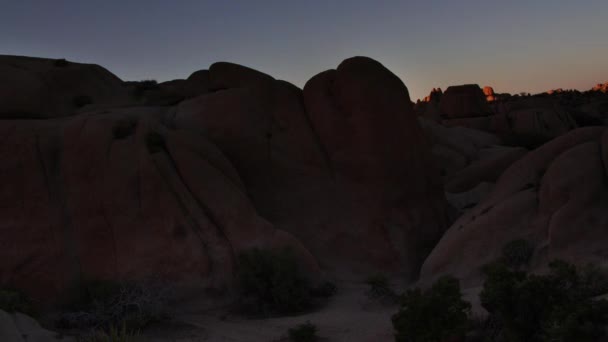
[1,0,607,100]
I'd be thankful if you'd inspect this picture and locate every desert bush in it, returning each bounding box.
[57,279,170,332]
[480,260,608,341]
[501,239,534,269]
[392,276,471,342]
[0,287,33,315]
[77,322,139,342]
[364,274,397,303]
[288,321,319,342]
[73,95,93,108]
[237,248,313,316]
[145,132,165,154]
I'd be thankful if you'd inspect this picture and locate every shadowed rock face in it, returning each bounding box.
[0,109,318,305]
[420,127,608,287]
[175,57,450,280]
[0,56,449,305]
[0,55,131,118]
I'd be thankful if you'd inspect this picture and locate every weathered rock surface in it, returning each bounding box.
[176,57,450,279]
[0,56,130,118]
[420,127,608,287]
[0,108,317,305]
[0,55,449,306]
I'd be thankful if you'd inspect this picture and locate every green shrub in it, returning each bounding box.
[57,279,170,331]
[392,276,471,342]
[73,95,93,108]
[288,321,319,342]
[501,239,534,269]
[145,132,165,154]
[237,248,312,316]
[0,288,33,315]
[112,120,137,140]
[364,274,397,303]
[480,260,608,341]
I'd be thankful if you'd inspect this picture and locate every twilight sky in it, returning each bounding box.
[2,0,607,100]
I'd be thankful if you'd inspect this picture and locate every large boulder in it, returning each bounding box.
[0,108,317,306]
[420,127,608,287]
[176,57,450,279]
[0,55,130,118]
[439,84,491,119]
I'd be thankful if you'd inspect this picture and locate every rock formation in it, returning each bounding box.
[420,127,608,287]
[0,56,449,306]
[439,84,492,119]
[483,86,496,102]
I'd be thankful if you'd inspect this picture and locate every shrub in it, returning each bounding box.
[0,288,33,315]
[73,95,93,108]
[77,322,139,342]
[145,132,165,154]
[237,248,312,316]
[288,321,319,342]
[480,260,608,341]
[112,120,137,140]
[501,239,534,269]
[392,276,471,342]
[54,58,70,67]
[364,274,397,303]
[57,279,170,331]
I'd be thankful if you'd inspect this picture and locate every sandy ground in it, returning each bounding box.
[139,281,399,342]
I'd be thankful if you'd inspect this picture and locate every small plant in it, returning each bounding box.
[145,132,165,154]
[0,287,33,315]
[77,322,139,342]
[237,248,313,316]
[288,321,319,342]
[54,58,70,67]
[364,274,397,303]
[57,279,170,331]
[501,239,534,269]
[73,95,93,108]
[480,260,608,341]
[112,120,137,140]
[392,276,471,342]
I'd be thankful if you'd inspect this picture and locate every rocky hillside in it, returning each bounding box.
[0,54,606,311]
[0,56,449,307]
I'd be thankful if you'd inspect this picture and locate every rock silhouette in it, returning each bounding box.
[0,56,449,305]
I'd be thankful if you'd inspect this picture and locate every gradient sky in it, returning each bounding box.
[2,0,607,100]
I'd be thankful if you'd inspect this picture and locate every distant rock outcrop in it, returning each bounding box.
[439,84,492,119]
[423,87,443,103]
[483,86,496,102]
[592,82,608,93]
